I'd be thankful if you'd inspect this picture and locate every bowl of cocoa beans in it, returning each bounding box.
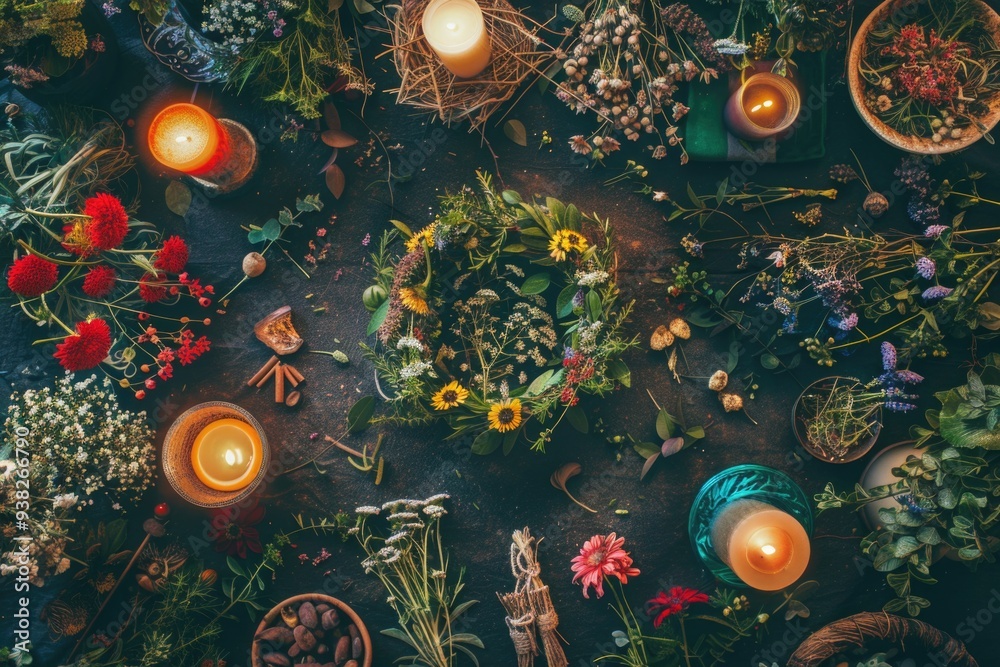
[251,594,372,667]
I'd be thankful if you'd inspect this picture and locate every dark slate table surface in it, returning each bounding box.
[3,1,1000,665]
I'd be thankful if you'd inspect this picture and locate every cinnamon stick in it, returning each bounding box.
[283,365,300,388]
[275,362,286,403]
[248,355,280,386]
[256,360,281,388]
[285,364,305,384]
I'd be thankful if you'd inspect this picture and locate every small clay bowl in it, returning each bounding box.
[792,376,881,464]
[251,593,373,667]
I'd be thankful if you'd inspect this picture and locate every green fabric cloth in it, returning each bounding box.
[685,50,828,163]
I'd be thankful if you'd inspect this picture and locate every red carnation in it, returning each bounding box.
[54,318,112,371]
[645,587,710,628]
[153,236,189,273]
[84,193,129,251]
[7,255,58,297]
[139,272,167,303]
[82,265,117,298]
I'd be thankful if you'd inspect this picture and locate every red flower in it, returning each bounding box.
[154,236,189,273]
[208,504,265,559]
[82,265,117,298]
[54,318,112,371]
[646,587,710,628]
[570,532,640,599]
[139,272,167,303]
[84,193,129,251]
[177,332,211,366]
[7,255,58,297]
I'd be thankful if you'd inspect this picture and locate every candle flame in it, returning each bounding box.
[175,134,191,143]
[446,21,458,30]
[224,449,237,466]
[761,544,776,556]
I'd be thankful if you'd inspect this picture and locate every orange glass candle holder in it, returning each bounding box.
[190,418,264,492]
[724,72,801,141]
[148,103,258,194]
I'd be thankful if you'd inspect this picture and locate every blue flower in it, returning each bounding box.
[907,200,941,225]
[915,257,935,279]
[828,312,858,331]
[921,285,953,301]
[781,313,798,333]
[884,400,918,412]
[881,341,897,371]
[572,289,585,308]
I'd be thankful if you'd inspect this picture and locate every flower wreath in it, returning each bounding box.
[362,173,635,453]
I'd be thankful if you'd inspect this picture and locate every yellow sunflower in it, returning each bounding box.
[399,287,431,315]
[487,398,523,433]
[431,381,469,411]
[405,223,437,253]
[548,229,589,262]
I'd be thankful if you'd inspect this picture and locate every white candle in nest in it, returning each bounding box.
[422,0,492,78]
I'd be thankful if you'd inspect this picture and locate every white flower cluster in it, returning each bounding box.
[3,374,157,503]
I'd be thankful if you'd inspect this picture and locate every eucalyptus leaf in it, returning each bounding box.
[503,120,528,147]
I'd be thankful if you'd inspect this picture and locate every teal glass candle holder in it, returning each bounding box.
[688,464,813,587]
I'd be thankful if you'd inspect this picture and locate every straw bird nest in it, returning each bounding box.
[386,0,554,132]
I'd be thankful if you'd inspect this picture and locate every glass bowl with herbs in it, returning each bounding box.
[793,376,883,463]
[848,0,1000,154]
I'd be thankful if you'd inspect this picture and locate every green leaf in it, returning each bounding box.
[566,406,588,433]
[502,430,518,456]
[605,359,630,388]
[715,178,729,206]
[295,194,323,212]
[503,120,528,147]
[502,190,522,205]
[347,396,375,433]
[585,290,602,321]
[640,453,659,481]
[521,273,551,295]
[261,218,281,241]
[504,243,528,253]
[247,228,265,244]
[916,526,941,545]
[632,441,660,458]
[655,409,675,440]
[893,536,921,558]
[687,182,705,209]
[526,370,555,396]
[381,628,417,648]
[556,284,578,318]
[471,429,502,455]
[278,208,294,226]
[760,353,780,370]
[226,556,244,577]
[685,425,706,440]
[366,299,390,336]
[390,220,414,238]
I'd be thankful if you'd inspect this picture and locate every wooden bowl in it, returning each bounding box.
[792,376,881,464]
[161,401,270,508]
[251,594,373,667]
[848,0,1000,154]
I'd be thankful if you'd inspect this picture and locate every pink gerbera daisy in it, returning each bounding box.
[570,532,640,599]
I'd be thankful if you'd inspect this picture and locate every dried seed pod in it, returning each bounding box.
[344,662,359,667]
[243,251,267,278]
[288,644,301,658]
[255,626,294,644]
[351,635,363,659]
[298,601,318,629]
[200,568,218,586]
[649,325,674,350]
[334,636,350,663]
[720,392,744,412]
[863,192,889,218]
[668,318,691,340]
[280,605,299,628]
[315,603,331,614]
[708,370,728,392]
[294,625,317,651]
[348,624,359,640]
[316,643,329,655]
[320,609,340,631]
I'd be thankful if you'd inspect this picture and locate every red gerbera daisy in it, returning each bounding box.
[7,254,58,297]
[645,587,710,628]
[208,504,265,559]
[139,272,167,303]
[84,193,129,251]
[54,318,112,371]
[570,532,641,599]
[153,236,189,274]
[82,265,117,298]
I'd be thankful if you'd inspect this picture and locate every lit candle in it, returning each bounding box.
[190,418,264,492]
[724,72,801,141]
[859,442,921,531]
[711,499,811,590]
[422,0,492,79]
[148,103,227,175]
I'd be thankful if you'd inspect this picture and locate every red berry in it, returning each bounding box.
[154,502,170,518]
